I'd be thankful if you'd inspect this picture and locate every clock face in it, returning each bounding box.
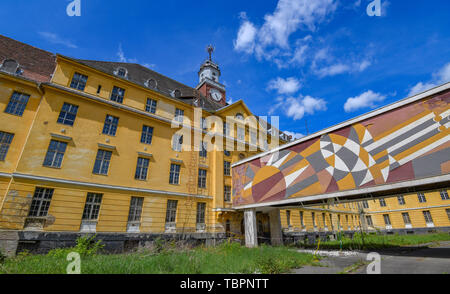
[210,89,223,102]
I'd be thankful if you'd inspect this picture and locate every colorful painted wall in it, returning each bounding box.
[233,90,450,206]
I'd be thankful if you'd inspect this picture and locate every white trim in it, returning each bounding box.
[232,82,450,167]
[0,172,12,179]
[233,174,450,210]
[10,173,213,200]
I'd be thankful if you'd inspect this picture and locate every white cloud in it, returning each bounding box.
[344,90,386,112]
[268,77,301,95]
[234,13,258,54]
[408,63,450,96]
[38,32,77,48]
[271,95,327,120]
[234,0,337,57]
[258,0,338,48]
[312,50,372,78]
[284,131,305,140]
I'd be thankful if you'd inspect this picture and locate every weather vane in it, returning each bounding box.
[206,44,215,61]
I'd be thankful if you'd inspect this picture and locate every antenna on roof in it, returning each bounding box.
[206,44,214,61]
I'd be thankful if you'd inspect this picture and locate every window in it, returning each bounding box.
[97,85,102,94]
[224,185,231,202]
[169,164,181,184]
[5,91,30,116]
[141,125,154,145]
[322,213,327,227]
[223,123,230,136]
[165,200,178,225]
[362,200,369,209]
[224,150,231,157]
[366,215,373,226]
[286,210,291,227]
[93,150,112,175]
[235,113,244,120]
[146,98,157,114]
[175,108,184,123]
[172,134,183,152]
[199,142,207,158]
[383,214,391,226]
[110,86,125,103]
[440,190,449,200]
[198,169,207,189]
[102,115,119,136]
[300,211,304,227]
[402,212,411,225]
[224,161,231,176]
[43,140,68,168]
[135,157,150,180]
[237,127,245,141]
[196,202,206,225]
[116,68,127,77]
[398,195,406,205]
[0,131,14,161]
[379,198,387,207]
[57,103,79,126]
[423,211,433,224]
[82,193,103,220]
[28,187,54,217]
[70,72,88,91]
[250,131,257,145]
[418,193,427,203]
[128,197,144,222]
[446,209,450,221]
[312,212,316,227]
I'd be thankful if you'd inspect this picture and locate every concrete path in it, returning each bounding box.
[293,241,450,274]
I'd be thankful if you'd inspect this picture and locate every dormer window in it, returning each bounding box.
[1,59,20,74]
[145,78,157,89]
[115,67,128,78]
[172,89,181,98]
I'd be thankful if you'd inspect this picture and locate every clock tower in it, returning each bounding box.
[196,45,227,106]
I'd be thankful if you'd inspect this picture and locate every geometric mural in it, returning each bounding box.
[233,91,450,206]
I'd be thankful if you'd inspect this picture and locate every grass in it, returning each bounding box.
[299,232,450,251]
[0,242,317,274]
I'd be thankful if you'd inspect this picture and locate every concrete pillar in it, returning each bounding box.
[244,209,258,248]
[269,209,283,246]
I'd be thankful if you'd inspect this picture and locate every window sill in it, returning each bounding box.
[43,165,62,170]
[92,173,109,177]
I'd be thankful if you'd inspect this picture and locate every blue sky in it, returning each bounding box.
[1,0,449,139]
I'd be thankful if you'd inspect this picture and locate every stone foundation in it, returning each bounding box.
[0,230,228,256]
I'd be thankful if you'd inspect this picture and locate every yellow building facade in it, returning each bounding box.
[361,189,450,232]
[0,36,293,253]
[1,36,448,254]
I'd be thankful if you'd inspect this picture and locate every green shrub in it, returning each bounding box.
[74,235,104,257]
[47,235,104,258]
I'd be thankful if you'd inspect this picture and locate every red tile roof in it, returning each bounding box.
[0,35,56,83]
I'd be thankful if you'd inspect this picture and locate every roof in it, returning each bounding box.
[69,58,226,112]
[0,34,56,83]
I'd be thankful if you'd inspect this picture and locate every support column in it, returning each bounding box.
[269,209,283,246]
[244,209,258,248]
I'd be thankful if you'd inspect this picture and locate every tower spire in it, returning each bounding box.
[206,44,214,61]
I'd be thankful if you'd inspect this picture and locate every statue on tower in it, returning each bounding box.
[206,44,214,61]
